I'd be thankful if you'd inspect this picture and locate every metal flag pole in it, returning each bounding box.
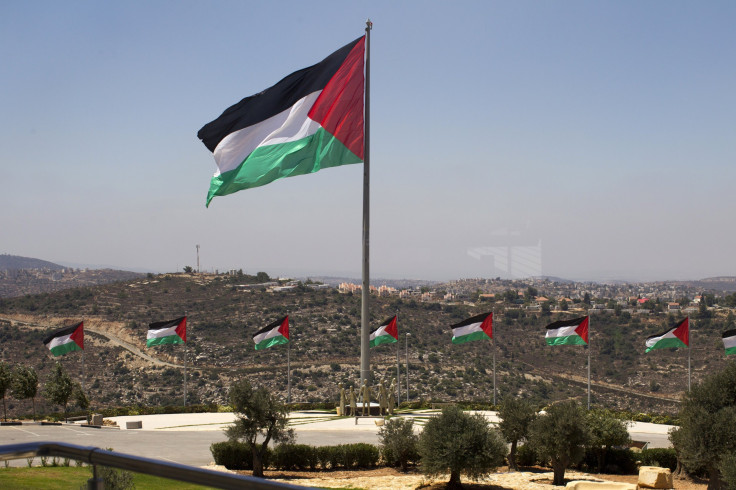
[688,318,691,392]
[359,19,372,388]
[287,340,292,404]
[587,315,591,410]
[405,332,410,403]
[493,337,497,406]
[396,313,400,404]
[184,313,188,407]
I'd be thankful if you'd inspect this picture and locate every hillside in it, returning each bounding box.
[0,254,64,271]
[0,272,733,418]
[0,254,143,298]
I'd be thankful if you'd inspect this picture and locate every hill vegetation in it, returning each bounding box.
[0,270,734,419]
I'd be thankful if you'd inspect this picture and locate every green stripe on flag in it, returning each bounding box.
[645,337,687,353]
[207,127,362,206]
[255,335,289,351]
[546,335,588,346]
[49,342,82,357]
[370,335,397,348]
[147,335,185,347]
[452,330,490,345]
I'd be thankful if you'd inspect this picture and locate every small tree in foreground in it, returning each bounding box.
[529,401,590,486]
[225,379,294,477]
[378,417,419,471]
[0,361,12,421]
[671,362,736,490]
[44,362,74,421]
[418,405,506,490]
[586,409,631,472]
[12,366,38,420]
[498,396,537,471]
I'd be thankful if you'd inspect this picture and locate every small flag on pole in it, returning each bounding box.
[451,312,493,344]
[147,317,187,347]
[197,37,366,207]
[545,316,589,346]
[645,317,689,353]
[370,316,398,348]
[43,322,84,357]
[722,329,736,356]
[254,316,290,351]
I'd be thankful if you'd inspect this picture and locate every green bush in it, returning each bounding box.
[210,441,271,470]
[638,448,677,471]
[379,417,419,471]
[272,444,318,470]
[581,448,637,474]
[349,443,379,468]
[516,443,539,467]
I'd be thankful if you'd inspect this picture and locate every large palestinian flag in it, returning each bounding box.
[370,316,398,348]
[147,317,187,347]
[545,316,589,346]
[254,316,290,350]
[645,317,689,353]
[451,312,493,344]
[43,322,84,357]
[197,37,365,207]
[722,329,736,356]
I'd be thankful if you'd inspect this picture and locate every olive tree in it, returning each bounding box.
[670,362,736,489]
[529,401,590,486]
[224,379,294,477]
[498,396,537,471]
[586,409,631,473]
[0,361,12,421]
[12,366,38,420]
[378,417,419,471]
[44,362,74,421]
[418,405,506,489]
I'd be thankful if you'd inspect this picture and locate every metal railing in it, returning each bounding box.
[0,441,308,490]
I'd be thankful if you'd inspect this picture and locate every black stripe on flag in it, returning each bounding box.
[723,329,736,339]
[197,37,363,153]
[451,312,492,330]
[254,316,288,337]
[148,317,186,331]
[545,316,587,331]
[42,322,83,346]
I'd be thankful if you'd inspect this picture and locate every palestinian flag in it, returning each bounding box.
[451,312,493,344]
[147,317,186,347]
[722,329,736,356]
[43,322,84,357]
[370,316,398,348]
[197,37,365,207]
[645,317,689,353]
[545,316,589,346]
[254,316,289,350]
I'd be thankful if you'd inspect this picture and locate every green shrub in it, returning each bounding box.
[350,443,379,468]
[210,441,272,470]
[379,417,419,471]
[638,448,677,471]
[581,448,637,474]
[273,444,318,470]
[516,443,540,467]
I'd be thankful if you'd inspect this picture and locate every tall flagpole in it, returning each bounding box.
[587,316,591,410]
[396,313,400,404]
[688,318,691,392]
[493,336,497,406]
[288,340,292,404]
[360,19,372,388]
[184,313,188,407]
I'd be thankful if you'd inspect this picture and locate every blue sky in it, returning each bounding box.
[2,1,735,282]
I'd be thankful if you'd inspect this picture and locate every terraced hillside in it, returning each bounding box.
[0,272,732,418]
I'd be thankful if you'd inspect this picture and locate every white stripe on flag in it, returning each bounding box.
[546,325,579,339]
[214,92,322,174]
[148,325,178,340]
[254,327,282,345]
[47,333,73,350]
[453,322,483,338]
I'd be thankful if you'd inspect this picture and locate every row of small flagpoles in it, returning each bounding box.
[43,313,734,409]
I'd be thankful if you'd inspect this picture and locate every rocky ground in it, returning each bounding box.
[208,466,708,490]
